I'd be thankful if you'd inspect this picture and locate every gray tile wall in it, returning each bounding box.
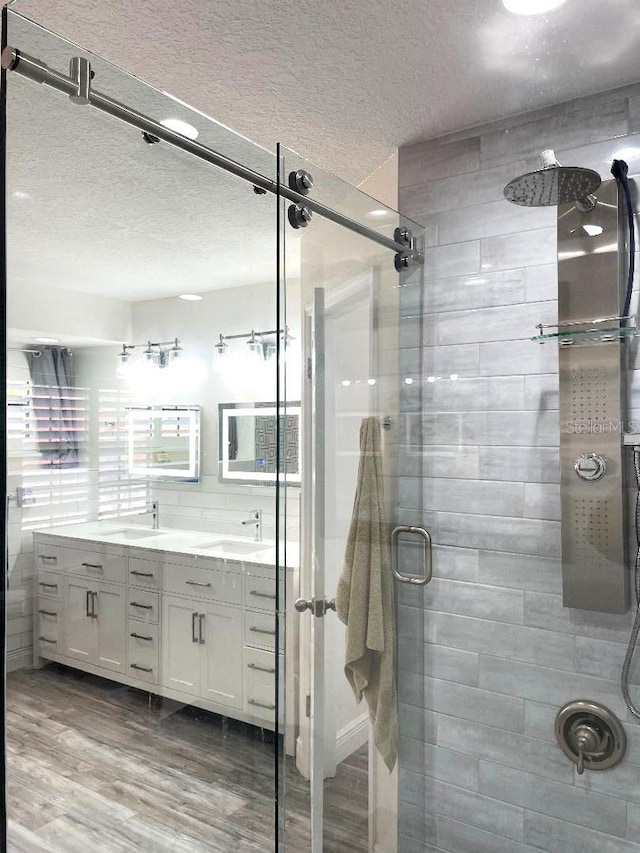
[397,83,640,853]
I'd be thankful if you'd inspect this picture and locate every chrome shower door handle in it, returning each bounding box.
[391,525,432,586]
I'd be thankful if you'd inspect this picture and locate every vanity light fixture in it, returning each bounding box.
[116,337,183,376]
[502,0,568,13]
[214,327,293,364]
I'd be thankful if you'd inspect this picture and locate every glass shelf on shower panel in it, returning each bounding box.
[532,315,639,346]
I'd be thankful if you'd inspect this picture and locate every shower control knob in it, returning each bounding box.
[574,453,606,481]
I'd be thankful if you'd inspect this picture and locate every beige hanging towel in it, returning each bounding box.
[335,416,397,771]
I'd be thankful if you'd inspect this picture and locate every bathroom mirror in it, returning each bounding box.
[127,404,200,482]
[218,402,301,485]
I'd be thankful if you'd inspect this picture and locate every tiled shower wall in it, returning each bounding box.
[397,84,640,853]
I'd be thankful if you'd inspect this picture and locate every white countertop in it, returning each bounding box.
[34,521,299,568]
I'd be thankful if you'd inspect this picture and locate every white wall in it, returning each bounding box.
[8,279,131,344]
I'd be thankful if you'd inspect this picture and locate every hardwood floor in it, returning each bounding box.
[6,665,368,852]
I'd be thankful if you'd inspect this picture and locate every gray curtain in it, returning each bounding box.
[28,347,79,467]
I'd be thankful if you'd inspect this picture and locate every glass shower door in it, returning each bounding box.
[277,146,427,852]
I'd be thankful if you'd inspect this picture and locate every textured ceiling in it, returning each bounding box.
[6,0,640,304]
[11,0,640,185]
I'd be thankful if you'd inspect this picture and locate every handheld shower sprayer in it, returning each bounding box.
[503,149,601,210]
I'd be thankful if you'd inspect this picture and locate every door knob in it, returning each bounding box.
[294,598,336,617]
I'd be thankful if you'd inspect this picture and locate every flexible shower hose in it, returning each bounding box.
[622,446,640,718]
[611,159,635,324]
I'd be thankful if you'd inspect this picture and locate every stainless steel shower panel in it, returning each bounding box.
[558,180,629,614]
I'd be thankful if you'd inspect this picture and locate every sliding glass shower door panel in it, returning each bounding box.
[277,145,426,852]
[2,11,283,852]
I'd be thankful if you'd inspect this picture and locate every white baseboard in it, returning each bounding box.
[7,649,32,673]
[336,712,369,765]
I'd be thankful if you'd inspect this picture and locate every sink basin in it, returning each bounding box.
[197,540,272,556]
[103,528,166,540]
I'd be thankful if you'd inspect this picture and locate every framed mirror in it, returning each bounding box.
[218,402,301,485]
[127,404,200,482]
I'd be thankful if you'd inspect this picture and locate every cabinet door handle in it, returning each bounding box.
[40,555,58,563]
[38,609,57,618]
[130,602,153,610]
[38,636,57,644]
[192,612,198,643]
[91,591,98,618]
[130,632,153,642]
[39,582,58,591]
[248,698,276,711]
[247,663,276,674]
[249,627,276,636]
[86,589,92,618]
[130,663,153,673]
[186,580,212,588]
[249,590,276,600]
[82,562,103,571]
[131,570,155,578]
[198,614,205,645]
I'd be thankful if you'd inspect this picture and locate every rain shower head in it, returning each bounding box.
[503,149,601,210]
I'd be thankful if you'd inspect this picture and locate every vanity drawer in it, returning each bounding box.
[37,598,62,650]
[163,563,241,605]
[243,573,277,611]
[129,557,160,589]
[127,589,160,623]
[127,620,159,684]
[64,547,126,584]
[37,597,62,627]
[244,611,282,651]
[128,656,159,685]
[37,571,62,600]
[35,544,64,571]
[244,646,277,682]
[245,679,277,726]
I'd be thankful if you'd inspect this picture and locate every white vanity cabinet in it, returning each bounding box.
[33,530,281,730]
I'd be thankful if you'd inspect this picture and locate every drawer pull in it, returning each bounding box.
[40,555,58,563]
[249,590,277,600]
[250,627,276,636]
[186,580,212,588]
[248,698,276,711]
[38,636,57,644]
[38,609,57,618]
[131,570,155,578]
[130,632,153,642]
[82,562,103,571]
[39,582,58,590]
[130,663,153,673]
[247,663,276,674]
[130,602,154,610]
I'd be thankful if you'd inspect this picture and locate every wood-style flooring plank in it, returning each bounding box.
[7,665,369,852]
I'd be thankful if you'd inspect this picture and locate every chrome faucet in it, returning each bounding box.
[144,499,159,530]
[241,509,262,542]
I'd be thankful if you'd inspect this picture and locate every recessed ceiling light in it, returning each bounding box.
[34,336,60,344]
[583,224,604,237]
[502,0,568,14]
[179,293,203,301]
[160,118,199,140]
